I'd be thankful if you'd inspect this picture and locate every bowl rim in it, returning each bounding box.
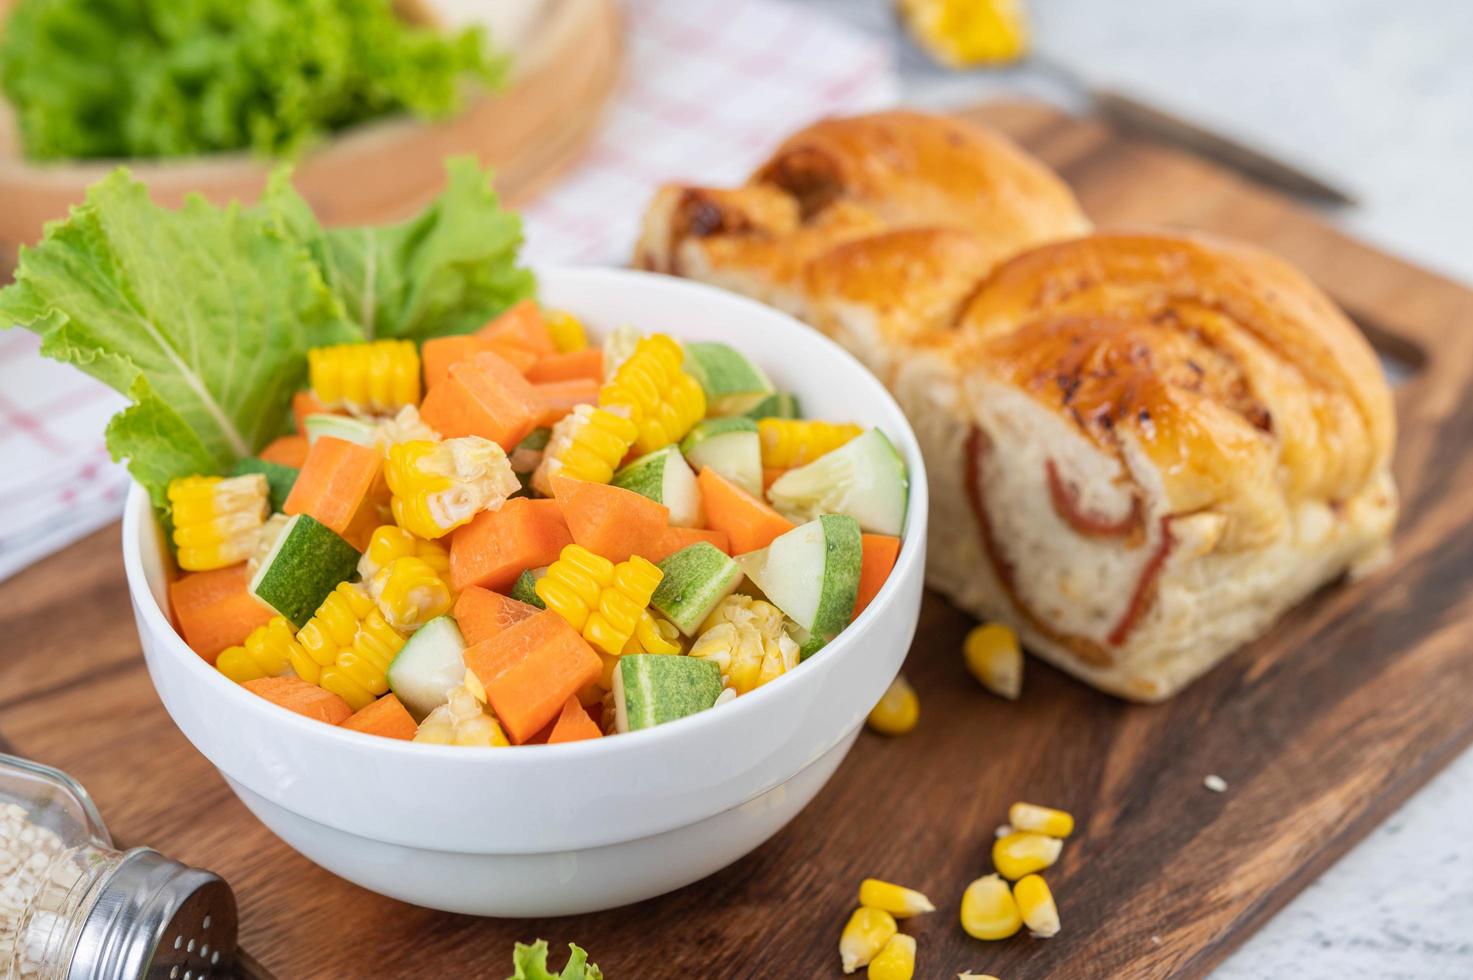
[122,265,930,766]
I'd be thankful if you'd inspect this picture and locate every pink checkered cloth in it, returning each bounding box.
[0,0,896,581]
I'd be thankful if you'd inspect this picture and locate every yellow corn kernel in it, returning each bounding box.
[369,556,453,631]
[866,675,920,736]
[1013,874,1060,938]
[216,617,303,683]
[309,339,420,413]
[357,524,451,585]
[756,418,863,469]
[858,878,934,919]
[414,685,509,746]
[688,594,799,695]
[992,832,1062,881]
[623,610,682,654]
[599,334,705,453]
[964,622,1022,700]
[167,474,269,571]
[292,582,407,710]
[537,545,664,656]
[897,0,1028,68]
[545,309,589,353]
[866,933,915,980]
[1008,802,1074,839]
[373,404,440,455]
[839,906,897,974]
[533,404,639,495]
[960,874,1022,940]
[385,436,518,539]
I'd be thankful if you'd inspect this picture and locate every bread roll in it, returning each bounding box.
[636,111,1397,701]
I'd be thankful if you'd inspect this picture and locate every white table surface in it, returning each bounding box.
[800,1,1473,975]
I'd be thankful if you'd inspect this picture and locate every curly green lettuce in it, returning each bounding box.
[0,0,505,161]
[506,941,602,980]
[0,159,533,505]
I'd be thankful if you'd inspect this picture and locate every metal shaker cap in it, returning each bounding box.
[66,848,237,980]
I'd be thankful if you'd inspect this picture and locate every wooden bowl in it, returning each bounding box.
[0,0,621,275]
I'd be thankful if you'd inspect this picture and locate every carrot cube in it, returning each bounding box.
[283,435,386,551]
[551,476,670,564]
[341,693,418,740]
[527,349,603,384]
[259,434,309,468]
[449,497,572,591]
[532,378,600,427]
[472,609,601,743]
[169,563,274,663]
[422,336,538,390]
[643,526,731,563]
[418,351,542,448]
[548,696,603,743]
[292,390,332,434]
[453,587,540,645]
[243,676,353,725]
[697,467,794,554]
[855,534,901,616]
[477,299,556,357]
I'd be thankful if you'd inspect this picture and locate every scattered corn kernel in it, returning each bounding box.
[992,831,1062,881]
[964,622,1022,700]
[1007,802,1074,839]
[858,878,934,918]
[866,933,916,980]
[959,874,1022,941]
[866,675,920,736]
[1013,874,1060,938]
[896,0,1029,68]
[1204,774,1228,793]
[839,906,898,974]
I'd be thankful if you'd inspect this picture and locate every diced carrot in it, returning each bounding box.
[169,563,274,664]
[548,696,603,743]
[341,693,417,740]
[697,467,794,554]
[762,466,787,490]
[449,498,572,591]
[527,349,603,384]
[259,434,309,468]
[524,719,556,744]
[292,390,332,434]
[551,476,670,564]
[475,610,601,743]
[855,534,901,616]
[453,586,540,645]
[485,341,539,375]
[643,525,731,563]
[477,299,556,357]
[419,351,541,449]
[422,336,537,390]
[532,378,600,427]
[283,436,386,550]
[243,676,353,725]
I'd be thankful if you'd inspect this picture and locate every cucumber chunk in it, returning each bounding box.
[230,456,298,512]
[680,418,762,497]
[611,445,703,527]
[386,615,468,718]
[767,428,908,536]
[683,341,775,416]
[614,654,723,732]
[744,391,801,420]
[304,413,376,447]
[651,543,744,636]
[509,568,547,609]
[248,514,360,628]
[734,514,860,657]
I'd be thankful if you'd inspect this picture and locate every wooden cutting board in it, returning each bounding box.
[3,100,1471,979]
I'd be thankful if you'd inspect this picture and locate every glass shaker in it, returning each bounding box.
[0,753,236,980]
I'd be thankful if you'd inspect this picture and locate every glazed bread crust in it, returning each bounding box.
[635,111,1397,701]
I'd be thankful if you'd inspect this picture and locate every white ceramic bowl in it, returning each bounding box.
[122,267,928,916]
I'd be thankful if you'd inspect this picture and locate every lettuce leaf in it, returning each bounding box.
[0,171,358,506]
[506,940,603,980]
[259,157,535,341]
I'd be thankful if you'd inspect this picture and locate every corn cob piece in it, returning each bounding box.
[532,404,639,496]
[414,684,509,746]
[839,906,897,974]
[308,339,421,413]
[858,878,934,919]
[216,616,303,683]
[601,325,643,381]
[688,594,799,695]
[357,524,451,585]
[368,556,453,631]
[385,436,519,539]
[866,933,916,980]
[964,622,1023,699]
[1014,873,1060,938]
[992,831,1063,881]
[373,405,440,455]
[960,874,1022,940]
[291,582,407,711]
[248,512,291,575]
[756,418,863,469]
[866,674,920,736]
[168,474,270,571]
[536,544,664,656]
[1008,802,1074,839]
[599,334,706,453]
[545,310,589,353]
[622,610,682,655]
